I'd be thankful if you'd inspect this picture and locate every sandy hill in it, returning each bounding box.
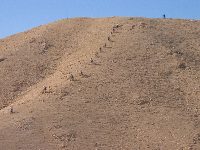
[0,17,200,150]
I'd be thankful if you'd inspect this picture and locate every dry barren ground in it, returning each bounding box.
[0,17,200,150]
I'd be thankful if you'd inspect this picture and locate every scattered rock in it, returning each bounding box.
[0,57,6,62]
[178,63,187,70]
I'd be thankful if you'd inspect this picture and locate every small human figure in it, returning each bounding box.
[163,14,166,19]
[113,24,119,28]
[132,25,136,29]
[103,43,107,48]
[10,106,14,114]
[42,86,47,94]
[48,86,52,93]
[95,52,99,57]
[80,71,84,76]
[99,47,102,52]
[90,58,94,63]
[108,37,111,41]
[69,74,74,81]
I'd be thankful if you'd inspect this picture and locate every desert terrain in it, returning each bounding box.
[0,17,200,150]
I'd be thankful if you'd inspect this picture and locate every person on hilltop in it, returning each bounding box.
[163,14,166,19]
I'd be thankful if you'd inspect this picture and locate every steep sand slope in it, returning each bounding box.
[0,17,200,150]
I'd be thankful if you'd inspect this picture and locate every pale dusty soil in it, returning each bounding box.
[0,17,200,150]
